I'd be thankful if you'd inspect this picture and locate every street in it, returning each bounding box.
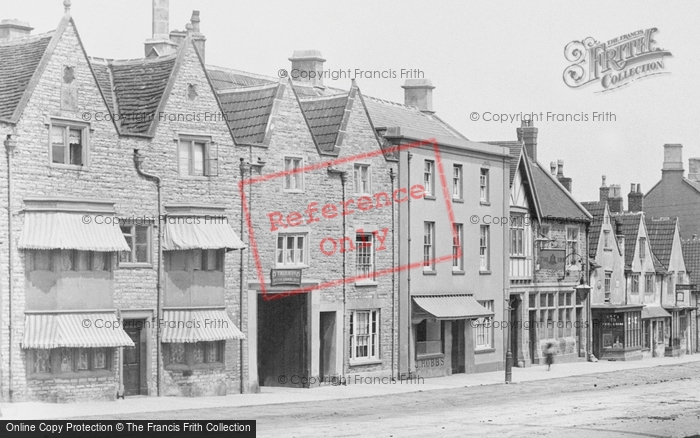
[75,362,700,437]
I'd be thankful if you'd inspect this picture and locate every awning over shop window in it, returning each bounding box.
[161,308,245,342]
[412,295,493,320]
[642,306,672,319]
[22,312,134,349]
[18,212,130,252]
[163,221,246,251]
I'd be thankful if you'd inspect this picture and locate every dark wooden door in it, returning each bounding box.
[451,320,465,373]
[123,326,141,396]
[319,312,336,381]
[528,310,537,364]
[258,294,308,387]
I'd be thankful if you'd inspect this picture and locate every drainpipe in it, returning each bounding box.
[239,158,246,395]
[585,220,592,361]
[133,149,163,397]
[327,166,347,379]
[389,167,396,379]
[406,152,412,376]
[5,134,17,402]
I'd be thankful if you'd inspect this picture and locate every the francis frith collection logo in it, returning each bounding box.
[563,27,672,93]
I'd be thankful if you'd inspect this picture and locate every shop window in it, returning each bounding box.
[27,250,111,272]
[475,301,494,349]
[28,348,112,378]
[416,319,443,357]
[164,341,224,370]
[164,249,223,272]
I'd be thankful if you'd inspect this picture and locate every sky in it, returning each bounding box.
[4,0,699,204]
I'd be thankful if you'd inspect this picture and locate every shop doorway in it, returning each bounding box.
[123,320,147,396]
[258,293,309,387]
[451,320,465,373]
[319,311,336,381]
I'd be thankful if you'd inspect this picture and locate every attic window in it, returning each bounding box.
[187,84,198,101]
[63,66,75,85]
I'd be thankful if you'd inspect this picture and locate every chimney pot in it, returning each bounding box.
[0,19,33,40]
[557,159,564,176]
[599,176,610,203]
[637,183,642,194]
[289,50,326,88]
[608,184,623,213]
[190,10,201,33]
[402,79,435,113]
[628,183,644,212]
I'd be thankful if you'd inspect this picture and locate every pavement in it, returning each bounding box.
[2,354,699,420]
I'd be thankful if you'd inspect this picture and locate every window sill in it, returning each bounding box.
[165,362,225,372]
[604,248,613,252]
[119,262,153,269]
[354,280,378,287]
[349,359,382,367]
[50,163,88,171]
[480,201,490,206]
[28,369,113,380]
[423,270,437,275]
[275,264,309,269]
[475,348,496,355]
[416,353,444,360]
[452,270,465,275]
[424,195,436,200]
[479,270,492,275]
[178,175,210,180]
[452,198,464,203]
[284,189,305,194]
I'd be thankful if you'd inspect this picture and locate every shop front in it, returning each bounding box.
[410,295,493,378]
[663,305,695,356]
[592,304,643,361]
[641,306,671,359]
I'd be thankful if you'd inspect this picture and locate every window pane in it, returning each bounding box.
[77,348,89,370]
[295,236,304,265]
[51,126,65,164]
[192,249,203,270]
[193,142,205,176]
[193,343,205,364]
[94,348,107,369]
[33,250,52,271]
[34,349,51,373]
[69,128,82,165]
[59,348,73,372]
[135,226,149,263]
[91,252,106,271]
[277,236,284,263]
[286,236,295,263]
[170,343,185,364]
[208,342,220,363]
[179,141,190,175]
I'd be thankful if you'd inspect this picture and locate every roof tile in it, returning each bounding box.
[218,84,279,144]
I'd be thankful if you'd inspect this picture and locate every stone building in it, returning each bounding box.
[0,4,245,402]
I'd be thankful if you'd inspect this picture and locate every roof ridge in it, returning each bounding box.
[298,92,349,102]
[217,82,281,94]
[108,54,178,65]
[206,64,278,82]
[0,30,54,46]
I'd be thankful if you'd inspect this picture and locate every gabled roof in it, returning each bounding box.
[508,142,522,187]
[297,92,350,154]
[91,55,177,135]
[645,217,678,270]
[0,31,53,121]
[206,66,277,90]
[613,213,641,269]
[217,83,282,144]
[682,238,700,285]
[581,201,605,259]
[529,160,591,222]
[362,95,467,140]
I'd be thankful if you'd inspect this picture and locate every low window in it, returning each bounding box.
[350,310,379,361]
[475,301,494,349]
[165,341,225,369]
[50,123,87,167]
[28,348,112,377]
[631,274,640,294]
[27,250,111,272]
[164,249,223,272]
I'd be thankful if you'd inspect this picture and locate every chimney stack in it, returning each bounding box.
[628,183,644,212]
[662,144,684,173]
[550,162,557,176]
[608,184,623,213]
[516,120,538,163]
[188,11,206,63]
[145,0,178,57]
[688,158,700,182]
[599,175,609,202]
[0,19,33,40]
[289,50,326,88]
[402,79,435,113]
[556,159,572,192]
[615,220,625,256]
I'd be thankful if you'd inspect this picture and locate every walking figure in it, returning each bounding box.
[545,342,555,371]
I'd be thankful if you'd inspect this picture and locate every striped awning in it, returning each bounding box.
[642,306,672,319]
[413,295,494,320]
[163,220,246,251]
[161,309,245,342]
[18,212,130,251]
[22,312,134,349]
